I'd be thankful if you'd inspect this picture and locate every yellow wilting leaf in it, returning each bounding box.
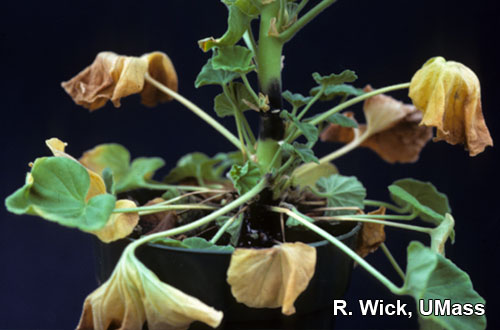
[45,138,106,200]
[77,252,223,330]
[226,242,316,315]
[320,89,433,164]
[409,56,493,156]
[61,51,178,111]
[356,207,386,258]
[91,200,139,243]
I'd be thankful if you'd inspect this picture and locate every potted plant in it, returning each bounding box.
[5,0,491,329]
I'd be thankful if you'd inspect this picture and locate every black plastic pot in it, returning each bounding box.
[93,222,361,330]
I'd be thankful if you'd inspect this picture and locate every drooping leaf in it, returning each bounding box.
[213,82,254,117]
[430,213,455,255]
[212,45,255,74]
[227,242,316,315]
[77,250,223,329]
[6,157,116,232]
[325,113,358,128]
[401,241,486,330]
[313,174,366,215]
[79,143,165,193]
[310,84,364,101]
[229,161,261,195]
[92,200,139,243]
[195,58,239,88]
[280,111,319,144]
[282,90,313,109]
[198,4,254,51]
[312,70,358,86]
[282,142,319,164]
[389,178,451,225]
[292,162,338,188]
[216,214,244,246]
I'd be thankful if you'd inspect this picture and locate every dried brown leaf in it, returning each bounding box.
[227,242,316,315]
[140,52,178,107]
[356,207,386,258]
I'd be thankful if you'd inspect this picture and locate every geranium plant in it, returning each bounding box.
[5,1,491,329]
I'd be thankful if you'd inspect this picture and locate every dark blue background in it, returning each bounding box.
[1,1,499,329]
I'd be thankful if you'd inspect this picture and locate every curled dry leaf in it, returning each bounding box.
[91,200,139,243]
[141,197,178,235]
[77,252,223,330]
[61,51,177,111]
[320,89,433,163]
[409,56,493,156]
[227,242,316,315]
[45,138,106,200]
[356,207,386,258]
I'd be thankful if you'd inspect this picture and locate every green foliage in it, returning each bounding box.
[325,113,358,128]
[282,90,313,109]
[118,158,165,192]
[389,178,451,225]
[214,82,254,117]
[164,152,242,185]
[152,237,234,252]
[212,45,255,74]
[198,1,258,51]
[216,213,244,246]
[401,241,486,330]
[282,142,319,164]
[310,84,364,101]
[292,162,338,188]
[280,111,319,144]
[5,157,116,232]
[313,174,366,215]
[312,70,358,86]
[229,161,261,195]
[102,167,115,195]
[195,58,239,88]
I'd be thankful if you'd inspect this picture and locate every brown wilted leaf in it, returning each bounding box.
[409,56,493,156]
[226,242,316,315]
[356,207,386,258]
[92,200,139,243]
[320,92,433,163]
[78,251,223,330]
[141,197,178,235]
[140,52,178,107]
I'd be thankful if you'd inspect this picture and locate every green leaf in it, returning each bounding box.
[198,4,254,51]
[282,142,319,164]
[325,113,358,128]
[80,143,165,193]
[286,208,315,228]
[280,111,319,144]
[313,174,366,215]
[212,45,255,74]
[216,213,244,246]
[102,167,115,195]
[401,241,486,330]
[389,178,451,225]
[229,161,261,195]
[292,162,338,188]
[5,157,116,232]
[164,152,222,185]
[152,237,234,252]
[224,0,261,17]
[310,84,364,101]
[213,82,254,118]
[282,90,313,109]
[312,70,358,86]
[195,58,239,88]
[212,151,244,178]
